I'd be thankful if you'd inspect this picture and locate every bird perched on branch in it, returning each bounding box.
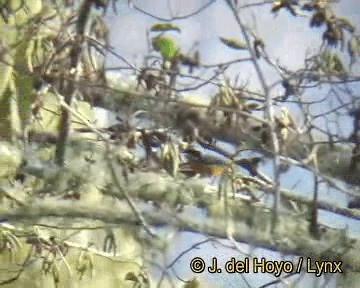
[180,148,229,177]
[180,148,262,177]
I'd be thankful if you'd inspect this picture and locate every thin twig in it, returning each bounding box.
[133,0,217,22]
[225,0,281,232]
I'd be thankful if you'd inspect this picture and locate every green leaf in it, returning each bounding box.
[152,35,178,59]
[0,52,13,102]
[150,23,181,33]
[0,73,22,138]
[219,37,248,50]
[7,0,43,26]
